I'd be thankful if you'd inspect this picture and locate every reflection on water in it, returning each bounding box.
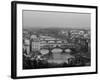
[23,48,91,69]
[48,52,74,64]
[40,48,74,64]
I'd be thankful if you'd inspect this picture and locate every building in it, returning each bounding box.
[31,38,41,51]
[23,38,30,54]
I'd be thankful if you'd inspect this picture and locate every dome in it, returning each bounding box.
[30,35,37,39]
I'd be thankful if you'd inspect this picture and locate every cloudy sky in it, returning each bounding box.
[23,10,90,29]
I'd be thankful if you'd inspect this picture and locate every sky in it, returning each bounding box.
[23,10,90,29]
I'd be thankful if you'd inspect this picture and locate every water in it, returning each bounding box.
[48,52,74,64]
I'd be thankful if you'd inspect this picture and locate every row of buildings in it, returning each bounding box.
[23,29,90,55]
[23,34,68,54]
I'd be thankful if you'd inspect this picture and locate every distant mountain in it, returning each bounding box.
[23,26,90,31]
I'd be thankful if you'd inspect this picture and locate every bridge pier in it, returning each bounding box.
[48,49,53,58]
[62,49,66,53]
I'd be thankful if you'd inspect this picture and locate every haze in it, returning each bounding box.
[23,10,90,29]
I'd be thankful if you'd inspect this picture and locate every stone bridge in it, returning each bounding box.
[40,44,79,54]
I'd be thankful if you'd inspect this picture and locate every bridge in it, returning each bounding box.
[40,39,67,44]
[40,43,80,55]
[30,37,81,54]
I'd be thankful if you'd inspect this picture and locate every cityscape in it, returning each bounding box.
[23,27,91,69]
[22,10,91,69]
